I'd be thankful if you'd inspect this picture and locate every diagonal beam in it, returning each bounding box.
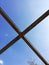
[0,7,49,65]
[0,8,49,35]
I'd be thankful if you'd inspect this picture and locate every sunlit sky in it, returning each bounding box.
[0,0,49,65]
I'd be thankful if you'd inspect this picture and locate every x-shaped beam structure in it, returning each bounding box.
[0,7,49,65]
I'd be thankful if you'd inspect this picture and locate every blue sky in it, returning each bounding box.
[0,0,49,65]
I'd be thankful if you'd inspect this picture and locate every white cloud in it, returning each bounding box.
[0,60,4,65]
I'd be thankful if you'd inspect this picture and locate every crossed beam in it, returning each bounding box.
[0,7,49,65]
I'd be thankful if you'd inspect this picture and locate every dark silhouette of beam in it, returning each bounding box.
[0,7,49,65]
